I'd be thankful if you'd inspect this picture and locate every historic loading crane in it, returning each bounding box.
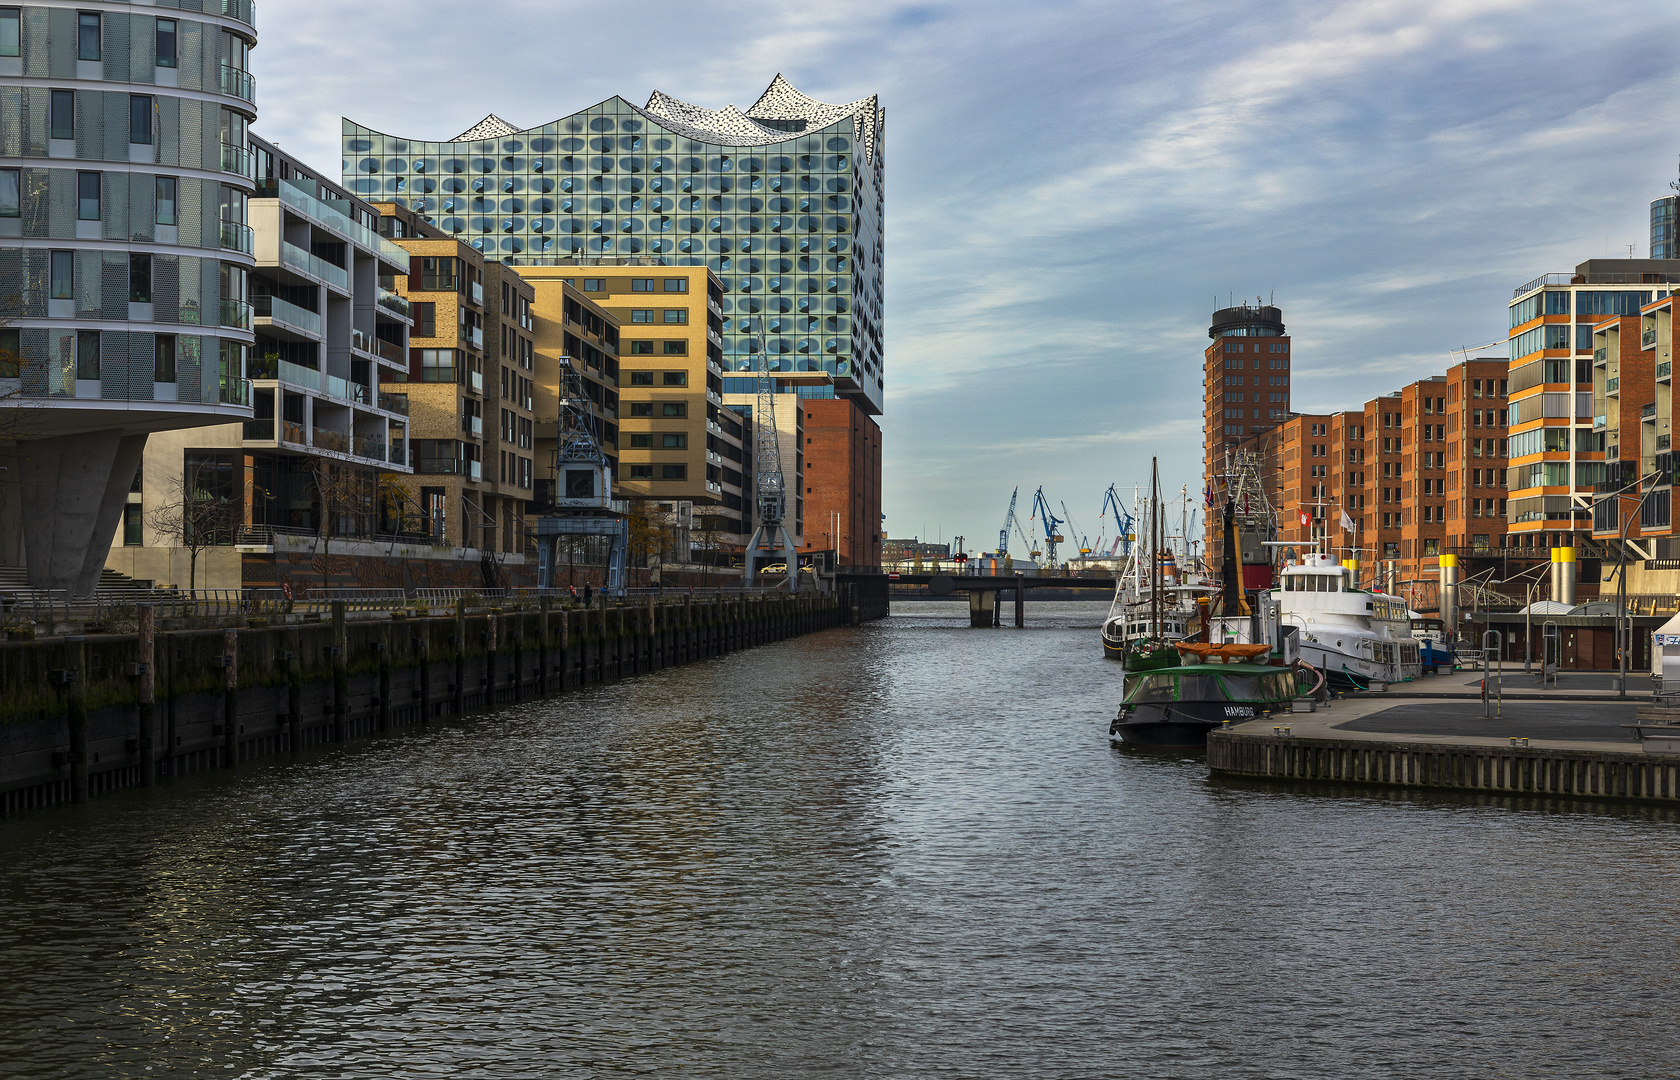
[534,359,628,594]
[742,343,798,590]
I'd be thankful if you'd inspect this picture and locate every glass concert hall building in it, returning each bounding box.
[342,76,885,414]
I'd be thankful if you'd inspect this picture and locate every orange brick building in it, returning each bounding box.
[1203,303,1292,563]
[799,398,883,569]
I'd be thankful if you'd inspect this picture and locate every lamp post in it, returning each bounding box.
[1492,559,1549,674]
[1612,471,1661,699]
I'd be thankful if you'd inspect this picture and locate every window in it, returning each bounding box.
[0,168,16,218]
[629,341,654,355]
[129,254,151,303]
[661,402,686,417]
[154,334,175,382]
[632,309,654,323]
[663,278,688,293]
[155,18,176,67]
[155,177,176,225]
[629,402,653,417]
[77,12,99,61]
[420,348,457,383]
[663,309,688,324]
[76,330,99,380]
[129,95,152,144]
[662,341,687,355]
[630,371,654,385]
[631,278,655,292]
[49,250,72,299]
[123,503,143,546]
[419,257,456,291]
[630,434,652,448]
[662,464,687,479]
[662,371,687,386]
[582,278,605,292]
[0,328,17,378]
[77,172,100,220]
[661,434,687,449]
[50,90,73,141]
[630,465,653,479]
[0,8,17,58]
[415,301,435,337]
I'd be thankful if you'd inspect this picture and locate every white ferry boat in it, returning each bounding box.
[1276,553,1420,687]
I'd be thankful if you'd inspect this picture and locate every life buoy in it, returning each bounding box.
[282,581,293,601]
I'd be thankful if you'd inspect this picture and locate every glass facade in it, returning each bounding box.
[343,79,885,414]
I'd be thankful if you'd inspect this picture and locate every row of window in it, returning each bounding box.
[627,464,688,480]
[627,402,687,417]
[0,327,200,382]
[0,10,192,65]
[629,433,689,449]
[628,340,688,355]
[498,451,533,490]
[629,309,688,324]
[627,370,687,386]
[1222,341,1288,354]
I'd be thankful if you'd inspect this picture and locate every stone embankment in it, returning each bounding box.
[0,592,847,816]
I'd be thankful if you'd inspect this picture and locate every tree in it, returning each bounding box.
[626,500,664,587]
[309,458,374,592]
[691,510,736,587]
[148,455,237,592]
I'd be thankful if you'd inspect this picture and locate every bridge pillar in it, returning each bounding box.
[968,589,996,628]
[1015,575,1025,627]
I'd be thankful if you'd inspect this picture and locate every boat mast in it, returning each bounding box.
[1150,457,1161,638]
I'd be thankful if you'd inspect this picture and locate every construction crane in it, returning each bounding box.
[1097,484,1135,556]
[997,486,1019,558]
[1061,501,1093,557]
[1029,487,1065,568]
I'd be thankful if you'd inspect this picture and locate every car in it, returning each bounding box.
[757,562,788,574]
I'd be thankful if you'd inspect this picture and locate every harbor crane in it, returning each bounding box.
[1097,484,1136,556]
[1061,501,1093,557]
[997,487,1019,557]
[741,340,798,590]
[1029,487,1065,568]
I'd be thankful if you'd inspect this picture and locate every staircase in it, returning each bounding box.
[0,566,156,595]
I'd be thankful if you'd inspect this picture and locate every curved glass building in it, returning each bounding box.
[342,75,885,414]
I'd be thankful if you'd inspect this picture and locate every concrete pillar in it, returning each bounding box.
[1015,575,1025,627]
[13,430,147,595]
[137,604,156,787]
[1439,554,1459,639]
[1553,546,1577,606]
[968,589,995,628]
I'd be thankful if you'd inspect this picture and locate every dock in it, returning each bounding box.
[1206,670,1680,803]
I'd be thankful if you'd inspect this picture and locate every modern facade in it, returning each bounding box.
[1653,195,1677,260]
[106,135,418,589]
[0,0,260,594]
[511,263,748,537]
[341,76,885,416]
[1202,302,1291,563]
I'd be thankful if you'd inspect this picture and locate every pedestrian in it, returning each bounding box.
[583,584,592,606]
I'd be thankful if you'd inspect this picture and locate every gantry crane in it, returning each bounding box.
[1098,484,1135,556]
[1029,487,1065,568]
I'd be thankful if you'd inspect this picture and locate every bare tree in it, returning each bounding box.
[626,500,663,587]
[148,456,237,591]
[309,458,373,592]
[692,511,735,588]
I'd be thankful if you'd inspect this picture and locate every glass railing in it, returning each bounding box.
[1645,328,1659,347]
[276,359,321,391]
[374,338,404,365]
[469,369,483,393]
[220,142,253,178]
[466,326,483,351]
[218,376,250,406]
[219,220,253,254]
[1594,347,1608,363]
[219,297,251,330]
[252,294,322,336]
[390,439,406,466]
[1594,414,1607,430]
[282,420,307,445]
[280,241,350,291]
[1607,376,1619,393]
[313,429,349,453]
[218,63,255,103]
[350,329,373,355]
[221,0,256,27]
[353,435,387,462]
[273,180,410,269]
[468,460,482,482]
[470,281,484,307]
[469,416,483,437]
[379,392,409,416]
[1662,361,1673,380]
[376,288,411,320]
[416,454,458,475]
[1645,402,1658,418]
[1662,435,1673,451]
[243,419,274,440]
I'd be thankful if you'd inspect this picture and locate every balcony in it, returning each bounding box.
[390,438,406,466]
[468,459,482,482]
[469,369,483,393]
[1594,414,1607,430]
[252,294,322,337]
[1595,347,1608,364]
[313,428,350,454]
[373,338,403,365]
[1645,402,1658,420]
[376,288,411,321]
[1607,376,1619,393]
[1661,435,1672,451]
[1646,327,1660,348]
[219,220,253,254]
[219,63,255,104]
[219,297,252,330]
[352,435,387,462]
[218,376,250,406]
[468,416,483,438]
[220,142,253,179]
[467,326,484,352]
[243,418,274,440]
[350,328,375,356]
[379,391,409,416]
[221,0,256,26]
[280,242,349,291]
[470,281,484,307]
[270,180,410,269]
[282,420,307,445]
[1663,361,1674,381]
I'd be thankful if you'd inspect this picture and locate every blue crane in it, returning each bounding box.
[1029,487,1065,568]
[1099,484,1135,556]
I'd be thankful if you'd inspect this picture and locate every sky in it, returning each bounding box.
[253,0,1680,554]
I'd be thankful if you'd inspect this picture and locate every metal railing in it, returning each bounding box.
[219,219,253,254]
[218,375,250,406]
[218,63,255,104]
[1661,361,1673,380]
[220,142,253,179]
[219,297,252,330]
[1645,327,1659,348]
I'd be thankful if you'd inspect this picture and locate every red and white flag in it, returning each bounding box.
[1298,508,1312,528]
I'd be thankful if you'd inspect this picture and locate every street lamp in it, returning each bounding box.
[1608,469,1662,700]
[1492,559,1550,674]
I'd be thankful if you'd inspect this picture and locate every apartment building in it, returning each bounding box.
[372,203,535,562]
[513,263,745,540]
[722,386,806,551]
[801,398,882,568]
[106,138,415,589]
[1591,307,1670,546]
[1203,302,1291,563]
[1,0,260,593]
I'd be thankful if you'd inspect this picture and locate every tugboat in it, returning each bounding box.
[1109,642,1300,748]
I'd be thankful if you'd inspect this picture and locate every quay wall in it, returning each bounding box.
[1208,730,1680,804]
[0,592,844,817]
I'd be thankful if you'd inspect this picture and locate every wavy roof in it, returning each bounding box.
[645,74,882,163]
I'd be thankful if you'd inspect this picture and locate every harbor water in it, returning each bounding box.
[2,602,1678,1078]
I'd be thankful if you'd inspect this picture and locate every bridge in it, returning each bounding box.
[838,571,1117,627]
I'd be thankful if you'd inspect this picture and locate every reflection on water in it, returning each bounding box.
[1,602,1677,1078]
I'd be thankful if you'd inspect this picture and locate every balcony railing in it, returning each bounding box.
[1663,361,1673,380]
[1661,435,1672,451]
[243,418,274,440]
[1595,347,1608,363]
[416,456,459,475]
[1645,402,1658,419]
[252,294,322,337]
[468,459,482,482]
[219,219,253,254]
[282,420,307,445]
[271,181,410,269]
[219,297,252,330]
[376,288,411,320]
[218,376,250,406]
[467,325,483,351]
[220,142,253,179]
[313,429,350,453]
[390,438,406,466]
[221,0,256,27]
[350,328,374,356]
[379,392,409,416]
[469,369,483,393]
[1607,376,1619,393]
[470,281,484,307]
[352,435,387,462]
[1594,414,1607,430]
[280,242,350,291]
[468,415,483,437]
[373,338,404,365]
[1645,327,1659,348]
[219,63,255,104]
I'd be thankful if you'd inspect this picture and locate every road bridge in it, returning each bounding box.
[838,572,1117,627]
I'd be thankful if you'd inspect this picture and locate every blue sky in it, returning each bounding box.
[255,0,1680,554]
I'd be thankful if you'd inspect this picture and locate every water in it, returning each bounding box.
[3,602,1680,1079]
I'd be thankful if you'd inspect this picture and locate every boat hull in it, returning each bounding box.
[1109,701,1267,749]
